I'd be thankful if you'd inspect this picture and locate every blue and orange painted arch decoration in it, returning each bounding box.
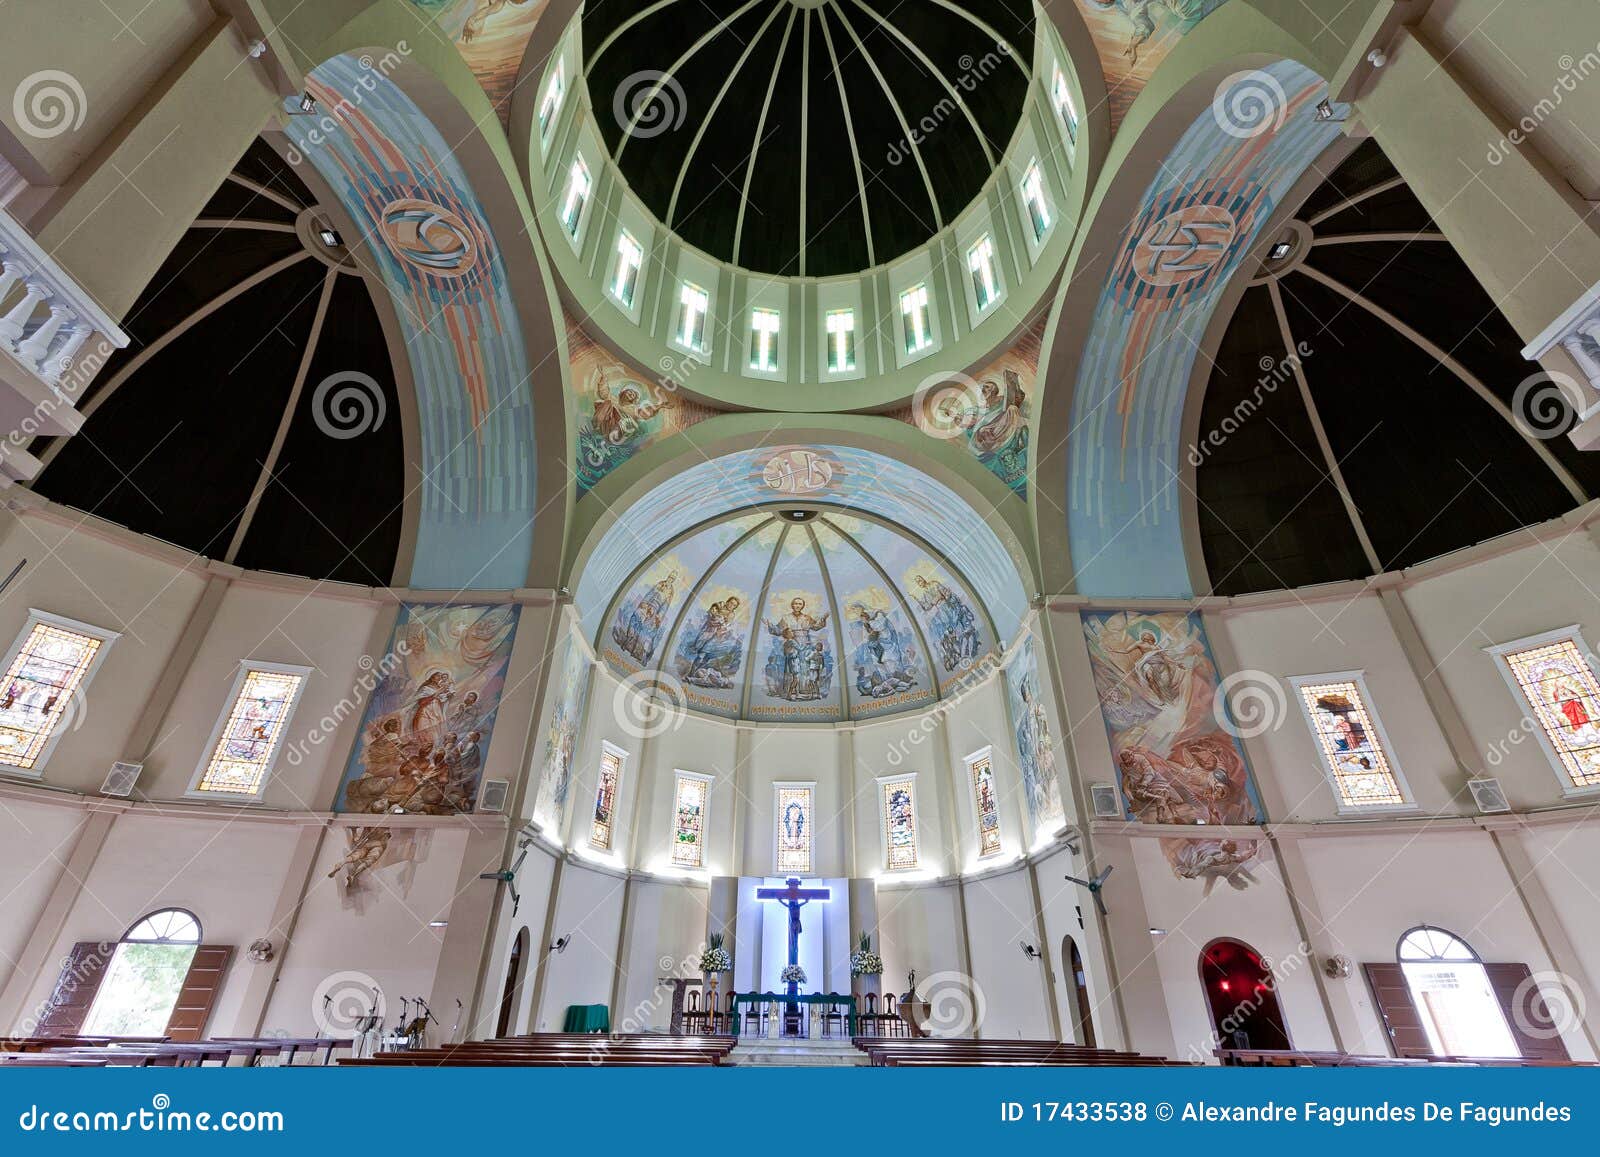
[287,54,537,591]
[1065,59,1341,597]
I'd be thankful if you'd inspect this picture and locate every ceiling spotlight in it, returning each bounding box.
[1314,99,1335,122]
[1268,240,1293,261]
[299,91,317,114]
[1367,48,1388,68]
[550,934,571,954]
[247,39,268,60]
[318,227,342,248]
[1019,941,1041,960]
[1149,928,1167,936]
[428,920,448,929]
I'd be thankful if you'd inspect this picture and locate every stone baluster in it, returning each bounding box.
[0,259,22,309]
[0,281,47,348]
[49,323,92,389]
[18,304,70,370]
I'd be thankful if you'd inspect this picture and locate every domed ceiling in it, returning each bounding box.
[32,139,404,586]
[598,508,997,723]
[1195,139,1600,595]
[583,0,1035,276]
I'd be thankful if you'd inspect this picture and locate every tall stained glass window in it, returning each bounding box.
[591,744,625,851]
[1490,630,1600,790]
[192,663,308,797]
[880,775,919,871]
[1290,673,1410,809]
[671,772,710,868]
[967,749,1002,857]
[0,613,115,772]
[775,783,814,874]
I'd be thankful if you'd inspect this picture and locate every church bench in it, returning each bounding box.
[0,1054,112,1066]
[1216,1048,1596,1068]
[345,1051,727,1067]
[853,1040,1177,1067]
[212,1036,352,1065]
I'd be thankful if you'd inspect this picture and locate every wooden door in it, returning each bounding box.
[1362,963,1433,1057]
[164,945,233,1041]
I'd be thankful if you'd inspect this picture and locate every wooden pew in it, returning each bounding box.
[1216,1047,1596,1068]
[341,1032,735,1068]
[852,1038,1180,1067]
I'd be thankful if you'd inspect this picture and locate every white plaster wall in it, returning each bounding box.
[949,674,1036,858]
[631,709,737,874]
[1125,837,1337,1062]
[15,812,299,1036]
[616,877,709,1031]
[1516,821,1600,1005]
[964,865,1052,1038]
[1215,595,1463,819]
[741,727,845,877]
[853,714,950,876]
[263,826,465,1037]
[0,513,206,794]
[141,582,379,807]
[873,880,964,1019]
[1293,826,1595,1060]
[482,844,558,1038]
[0,796,85,999]
[537,861,625,1028]
[1402,533,1600,810]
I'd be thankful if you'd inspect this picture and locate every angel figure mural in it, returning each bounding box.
[1086,0,1229,63]
[1082,610,1264,887]
[334,604,519,821]
[910,570,981,672]
[847,595,919,700]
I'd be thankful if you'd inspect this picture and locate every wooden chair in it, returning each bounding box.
[883,993,904,1037]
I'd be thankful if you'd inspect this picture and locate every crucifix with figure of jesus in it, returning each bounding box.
[755,877,830,1014]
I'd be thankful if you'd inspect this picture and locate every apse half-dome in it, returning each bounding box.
[598,507,1000,723]
[582,0,1035,275]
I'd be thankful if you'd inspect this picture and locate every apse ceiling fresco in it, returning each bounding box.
[1066,59,1341,597]
[287,54,537,590]
[599,510,997,723]
[575,444,1029,657]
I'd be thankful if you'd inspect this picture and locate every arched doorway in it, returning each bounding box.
[1063,937,1096,1047]
[1198,938,1291,1051]
[496,927,530,1038]
[1395,926,1518,1057]
[82,908,203,1037]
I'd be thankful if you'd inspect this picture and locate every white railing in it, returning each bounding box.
[0,208,129,397]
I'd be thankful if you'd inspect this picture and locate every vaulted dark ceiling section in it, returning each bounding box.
[33,140,404,587]
[583,0,1035,276]
[1196,139,1600,596]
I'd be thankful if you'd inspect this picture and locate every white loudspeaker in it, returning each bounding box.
[100,761,143,797]
[478,778,510,814]
[1467,777,1510,814]
[1089,783,1123,819]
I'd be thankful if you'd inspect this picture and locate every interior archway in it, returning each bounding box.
[1198,937,1290,1052]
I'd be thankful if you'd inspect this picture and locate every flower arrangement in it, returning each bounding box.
[850,933,883,977]
[779,964,807,986]
[698,932,732,973]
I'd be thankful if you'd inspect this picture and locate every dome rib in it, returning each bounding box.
[666,0,789,228]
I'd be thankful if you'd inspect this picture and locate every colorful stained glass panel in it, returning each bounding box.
[1501,638,1600,789]
[882,778,919,871]
[0,620,105,770]
[776,784,814,874]
[592,747,623,850]
[196,668,304,795]
[969,752,1002,856]
[1294,678,1407,808]
[672,773,709,867]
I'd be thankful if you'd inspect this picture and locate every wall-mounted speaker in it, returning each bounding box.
[1089,783,1123,819]
[478,778,510,814]
[1467,777,1510,814]
[100,761,143,798]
